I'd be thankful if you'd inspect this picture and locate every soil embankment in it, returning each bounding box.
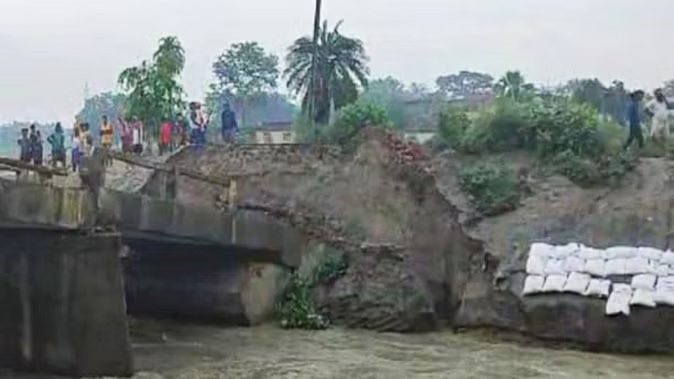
[134,135,674,352]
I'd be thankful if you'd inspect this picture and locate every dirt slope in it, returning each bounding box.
[141,132,482,332]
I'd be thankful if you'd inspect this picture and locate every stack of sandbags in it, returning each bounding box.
[522,243,674,317]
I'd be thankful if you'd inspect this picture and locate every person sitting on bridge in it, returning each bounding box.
[47,122,66,168]
[17,128,31,163]
[220,101,238,144]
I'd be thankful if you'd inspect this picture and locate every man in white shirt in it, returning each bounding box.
[646,89,672,141]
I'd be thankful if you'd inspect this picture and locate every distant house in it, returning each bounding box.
[249,121,296,144]
[399,93,494,143]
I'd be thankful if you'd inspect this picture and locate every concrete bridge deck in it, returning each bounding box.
[0,179,302,266]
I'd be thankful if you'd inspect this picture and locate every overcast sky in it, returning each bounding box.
[1,0,673,123]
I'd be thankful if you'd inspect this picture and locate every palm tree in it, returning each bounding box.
[285,20,369,124]
[307,0,322,123]
[495,71,533,101]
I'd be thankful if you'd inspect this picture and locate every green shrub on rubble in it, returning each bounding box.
[275,253,348,330]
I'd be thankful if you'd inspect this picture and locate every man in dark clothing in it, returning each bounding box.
[47,122,66,168]
[220,102,238,144]
[28,124,43,165]
[32,131,44,165]
[17,128,31,162]
[624,90,645,150]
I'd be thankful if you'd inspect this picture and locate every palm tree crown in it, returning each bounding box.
[285,20,369,124]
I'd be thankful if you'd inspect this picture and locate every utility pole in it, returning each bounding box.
[307,0,322,130]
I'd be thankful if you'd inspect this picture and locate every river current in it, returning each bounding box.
[3,320,674,378]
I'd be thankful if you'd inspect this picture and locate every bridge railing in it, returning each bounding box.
[0,157,68,184]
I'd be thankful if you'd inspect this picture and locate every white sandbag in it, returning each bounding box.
[563,272,591,295]
[604,246,637,260]
[630,289,656,308]
[552,243,580,259]
[669,266,674,276]
[585,279,611,298]
[578,245,604,260]
[613,283,633,294]
[563,256,585,273]
[529,243,555,258]
[656,276,674,290]
[662,251,674,266]
[605,258,627,276]
[654,264,670,277]
[606,287,632,316]
[522,275,545,295]
[526,255,547,276]
[544,259,566,276]
[638,247,663,262]
[584,259,606,277]
[631,274,657,291]
[625,256,651,275]
[542,275,567,293]
[655,288,674,306]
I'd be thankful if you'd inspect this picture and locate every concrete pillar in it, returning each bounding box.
[157,171,168,200]
[0,230,133,377]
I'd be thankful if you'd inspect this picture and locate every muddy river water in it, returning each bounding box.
[4,321,674,379]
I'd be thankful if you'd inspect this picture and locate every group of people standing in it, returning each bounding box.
[17,124,46,165]
[184,100,239,149]
[17,99,239,170]
[624,88,673,149]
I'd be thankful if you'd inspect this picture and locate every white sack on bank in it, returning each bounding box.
[522,275,545,295]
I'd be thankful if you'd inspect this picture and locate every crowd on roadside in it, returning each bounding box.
[17,99,239,172]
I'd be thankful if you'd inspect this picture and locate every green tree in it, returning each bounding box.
[495,71,534,101]
[565,78,628,125]
[212,41,280,127]
[285,20,369,124]
[360,76,410,128]
[118,36,186,139]
[436,71,494,99]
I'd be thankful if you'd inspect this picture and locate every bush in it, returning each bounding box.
[443,97,637,187]
[459,163,522,216]
[461,99,530,153]
[327,101,392,150]
[275,251,348,330]
[437,106,470,149]
[523,99,604,159]
[552,149,638,187]
[275,273,329,330]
